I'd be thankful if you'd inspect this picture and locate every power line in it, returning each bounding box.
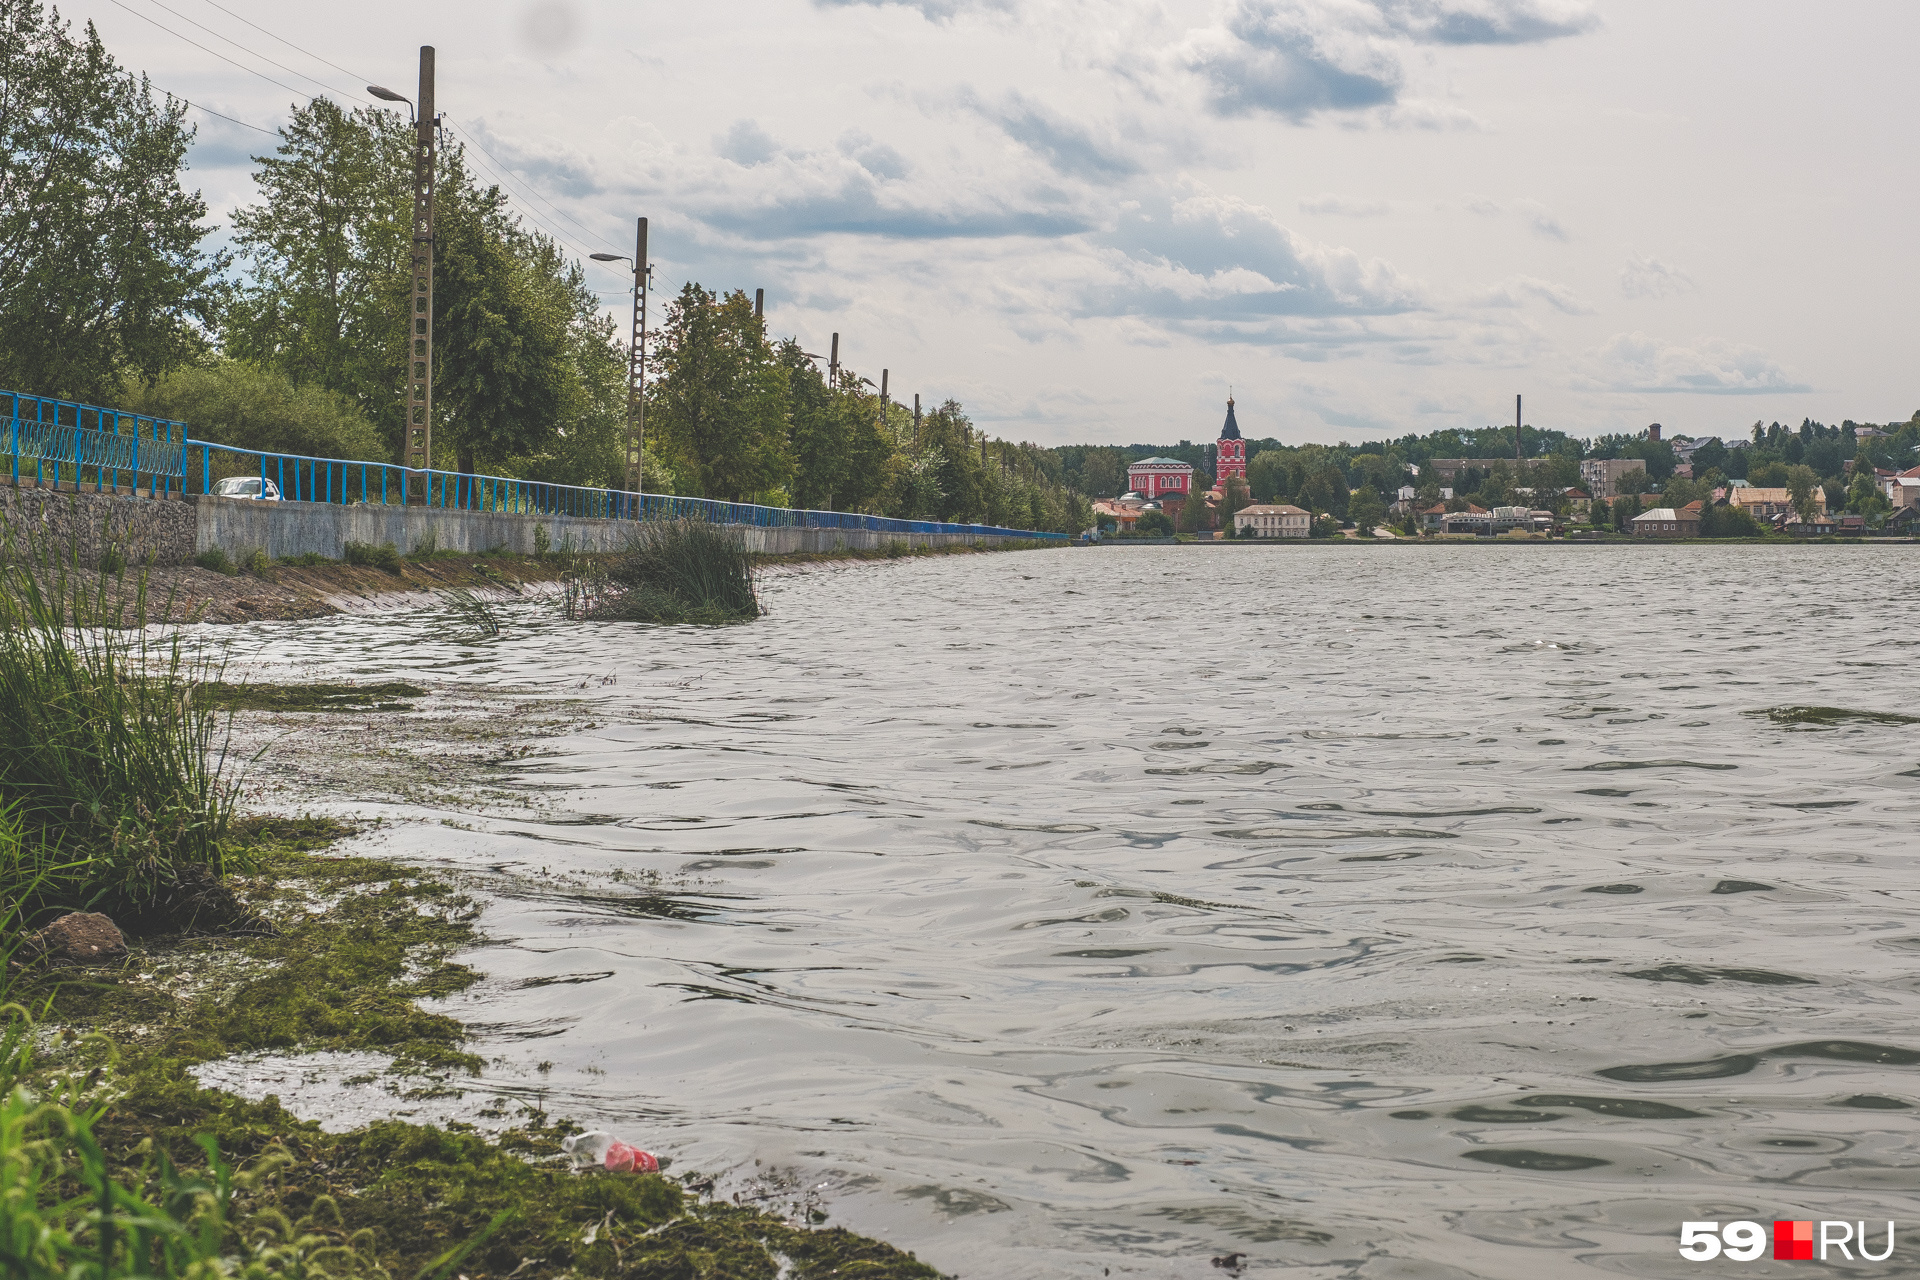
[175,94,277,135]
[106,0,313,100]
[441,115,618,256]
[124,0,368,103]
[194,0,374,86]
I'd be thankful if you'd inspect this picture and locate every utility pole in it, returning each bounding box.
[879,368,888,421]
[405,46,436,495]
[754,288,763,319]
[1515,393,1523,467]
[913,393,921,442]
[626,219,649,493]
[829,333,839,387]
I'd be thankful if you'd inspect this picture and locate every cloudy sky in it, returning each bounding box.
[66,0,1920,445]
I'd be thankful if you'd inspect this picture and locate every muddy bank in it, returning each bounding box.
[48,537,1063,624]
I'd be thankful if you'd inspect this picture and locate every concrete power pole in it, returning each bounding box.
[1515,394,1523,467]
[754,288,763,319]
[624,217,649,493]
[829,333,839,386]
[405,46,436,494]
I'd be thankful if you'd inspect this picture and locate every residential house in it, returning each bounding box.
[1731,486,1826,521]
[1630,506,1700,537]
[1429,458,1516,482]
[1234,503,1311,538]
[1878,466,1920,509]
[1579,458,1647,500]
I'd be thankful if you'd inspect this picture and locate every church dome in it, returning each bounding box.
[1219,397,1241,440]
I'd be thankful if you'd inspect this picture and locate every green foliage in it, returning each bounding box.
[193,548,235,575]
[652,285,791,502]
[0,558,237,918]
[239,548,273,576]
[227,100,613,479]
[569,519,760,624]
[97,545,126,577]
[342,541,401,574]
[0,1,225,402]
[1348,487,1387,537]
[531,523,551,560]
[1786,464,1820,522]
[1133,510,1173,537]
[125,359,385,464]
[1700,502,1762,537]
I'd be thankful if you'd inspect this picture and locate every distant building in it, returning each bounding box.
[1731,486,1826,520]
[1630,507,1700,537]
[1215,398,1246,483]
[1126,456,1194,502]
[1878,466,1920,508]
[1234,503,1310,538]
[1579,458,1647,500]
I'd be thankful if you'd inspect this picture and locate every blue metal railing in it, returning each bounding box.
[0,389,1063,539]
[4,390,187,492]
[187,441,1064,538]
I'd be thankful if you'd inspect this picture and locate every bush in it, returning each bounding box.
[343,541,402,574]
[411,531,440,559]
[97,545,125,575]
[240,548,272,576]
[193,548,234,575]
[531,524,551,560]
[1133,511,1173,537]
[565,519,758,625]
[125,358,387,463]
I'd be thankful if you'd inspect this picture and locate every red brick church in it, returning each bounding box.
[1215,397,1245,483]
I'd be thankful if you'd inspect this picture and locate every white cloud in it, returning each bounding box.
[1585,333,1810,395]
[1184,0,1599,122]
[1620,254,1695,299]
[1468,275,1592,314]
[1299,193,1392,215]
[1514,197,1567,240]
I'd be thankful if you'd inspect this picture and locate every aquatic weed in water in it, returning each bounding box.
[566,519,759,625]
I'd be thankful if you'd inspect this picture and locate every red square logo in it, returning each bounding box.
[1775,1221,1814,1260]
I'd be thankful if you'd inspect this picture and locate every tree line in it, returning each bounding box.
[1059,411,1920,536]
[0,2,1089,532]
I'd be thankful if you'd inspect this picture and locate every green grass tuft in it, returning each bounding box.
[566,519,760,625]
[0,556,239,925]
[343,541,403,574]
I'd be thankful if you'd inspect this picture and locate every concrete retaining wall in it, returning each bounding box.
[0,485,1045,567]
[0,486,197,567]
[193,495,1036,558]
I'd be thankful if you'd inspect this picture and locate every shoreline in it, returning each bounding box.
[29,537,1065,625]
[12,813,948,1279]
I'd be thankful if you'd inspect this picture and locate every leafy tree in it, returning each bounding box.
[1298,465,1348,519]
[1080,446,1125,498]
[651,283,790,501]
[1611,494,1642,528]
[920,400,985,521]
[1219,476,1251,527]
[1175,485,1205,534]
[780,340,845,509]
[1348,487,1387,536]
[1247,449,1292,502]
[225,98,392,399]
[1786,464,1821,523]
[1846,474,1890,517]
[1749,460,1788,488]
[0,0,226,401]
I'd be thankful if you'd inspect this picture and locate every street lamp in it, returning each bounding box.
[367,84,414,121]
[591,218,649,495]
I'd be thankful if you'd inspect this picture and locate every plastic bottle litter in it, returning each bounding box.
[561,1130,661,1173]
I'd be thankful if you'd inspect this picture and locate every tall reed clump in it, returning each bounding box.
[565,519,760,624]
[0,550,239,926]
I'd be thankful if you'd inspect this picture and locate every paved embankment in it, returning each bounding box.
[0,483,1043,568]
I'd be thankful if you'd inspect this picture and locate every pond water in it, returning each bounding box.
[221,545,1920,1278]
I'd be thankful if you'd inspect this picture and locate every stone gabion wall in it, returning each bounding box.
[0,487,198,568]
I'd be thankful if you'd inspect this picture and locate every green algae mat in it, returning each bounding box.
[12,818,943,1280]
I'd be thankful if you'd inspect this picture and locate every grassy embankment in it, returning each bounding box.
[0,550,943,1279]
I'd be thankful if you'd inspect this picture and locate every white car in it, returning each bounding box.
[211,476,282,500]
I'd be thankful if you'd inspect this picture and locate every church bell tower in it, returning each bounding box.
[1216,397,1246,482]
